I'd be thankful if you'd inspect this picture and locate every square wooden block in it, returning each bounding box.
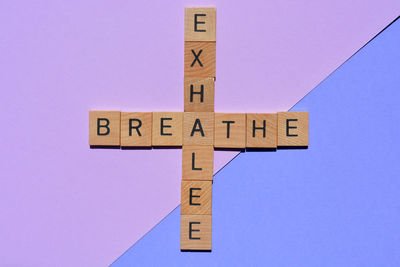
[277,112,309,147]
[246,113,277,148]
[184,42,216,78]
[89,111,120,146]
[185,7,216,42]
[184,77,215,112]
[152,112,183,146]
[181,215,212,251]
[121,112,152,147]
[181,180,212,215]
[183,112,214,146]
[182,146,214,180]
[214,113,246,148]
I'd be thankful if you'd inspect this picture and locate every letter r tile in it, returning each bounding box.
[121,112,152,147]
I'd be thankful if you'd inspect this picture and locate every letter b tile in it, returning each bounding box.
[89,111,120,146]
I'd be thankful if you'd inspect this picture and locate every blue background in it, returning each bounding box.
[112,18,400,266]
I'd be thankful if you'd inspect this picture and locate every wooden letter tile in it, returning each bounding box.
[181,215,212,251]
[184,77,214,112]
[183,112,214,146]
[184,42,216,78]
[121,112,152,147]
[185,7,216,42]
[152,112,183,146]
[277,112,309,147]
[89,111,120,146]
[246,113,277,148]
[181,180,212,215]
[214,113,246,148]
[182,146,213,180]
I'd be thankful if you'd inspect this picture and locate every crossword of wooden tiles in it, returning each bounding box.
[89,7,309,251]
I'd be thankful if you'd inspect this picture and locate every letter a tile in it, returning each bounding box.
[183,112,214,146]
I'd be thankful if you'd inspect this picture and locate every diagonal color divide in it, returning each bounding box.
[1,0,399,265]
[112,17,400,265]
[89,7,309,251]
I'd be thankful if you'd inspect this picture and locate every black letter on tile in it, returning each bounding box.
[160,118,172,136]
[192,152,202,171]
[189,222,201,240]
[97,118,110,136]
[191,50,203,67]
[191,119,205,137]
[190,84,204,102]
[129,119,142,136]
[194,14,206,32]
[222,121,235,138]
[189,188,201,206]
[252,120,266,138]
[286,119,298,137]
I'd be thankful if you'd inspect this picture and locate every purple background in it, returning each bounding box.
[1,0,399,266]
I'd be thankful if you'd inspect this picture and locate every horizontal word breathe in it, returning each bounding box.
[89,111,309,148]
